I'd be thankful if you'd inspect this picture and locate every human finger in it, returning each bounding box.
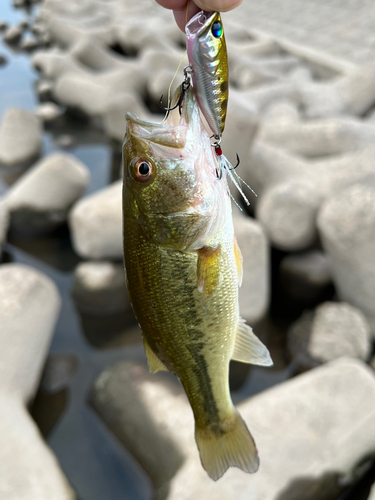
[173,2,201,32]
[155,0,187,9]
[193,0,243,11]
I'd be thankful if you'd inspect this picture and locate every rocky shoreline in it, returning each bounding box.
[1,0,375,499]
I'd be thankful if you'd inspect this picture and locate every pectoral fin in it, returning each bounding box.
[232,318,273,366]
[143,339,168,373]
[234,236,243,287]
[197,245,221,296]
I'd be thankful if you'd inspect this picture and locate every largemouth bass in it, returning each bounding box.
[186,10,229,137]
[122,85,272,481]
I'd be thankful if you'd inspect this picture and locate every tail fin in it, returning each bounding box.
[195,409,259,481]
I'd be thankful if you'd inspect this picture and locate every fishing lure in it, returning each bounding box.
[185,10,253,204]
[186,10,228,138]
[160,10,253,203]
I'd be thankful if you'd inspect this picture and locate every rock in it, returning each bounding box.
[0,21,8,32]
[258,113,375,158]
[56,135,73,148]
[246,141,375,250]
[71,261,131,315]
[35,79,54,101]
[90,362,189,490]
[318,184,375,331]
[20,34,39,52]
[13,0,26,7]
[280,250,332,303]
[2,25,23,44]
[233,214,269,324]
[53,60,148,117]
[0,200,9,251]
[288,302,372,371]
[0,109,42,169]
[148,68,178,107]
[244,140,307,201]
[69,180,122,259]
[221,89,258,182]
[239,81,300,114]
[140,47,185,77]
[31,22,47,36]
[370,484,375,500]
[17,20,29,31]
[103,92,154,143]
[0,264,61,402]
[40,32,52,47]
[36,102,62,121]
[5,153,89,232]
[257,179,322,250]
[39,353,79,393]
[230,54,299,90]
[91,358,375,500]
[0,54,7,67]
[0,395,76,500]
[0,264,75,499]
[300,65,375,118]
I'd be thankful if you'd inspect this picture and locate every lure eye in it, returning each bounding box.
[212,21,222,38]
[134,159,153,182]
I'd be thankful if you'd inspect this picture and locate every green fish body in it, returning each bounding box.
[122,87,272,480]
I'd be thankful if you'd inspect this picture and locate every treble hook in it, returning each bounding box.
[159,65,192,117]
[227,154,240,170]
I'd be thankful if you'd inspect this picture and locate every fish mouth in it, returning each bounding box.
[125,86,196,149]
[185,11,218,38]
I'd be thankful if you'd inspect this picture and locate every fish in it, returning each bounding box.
[186,10,228,138]
[122,84,272,481]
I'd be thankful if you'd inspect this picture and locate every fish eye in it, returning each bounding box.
[133,159,153,182]
[212,21,222,38]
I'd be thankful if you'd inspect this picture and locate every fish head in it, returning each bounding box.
[123,86,229,250]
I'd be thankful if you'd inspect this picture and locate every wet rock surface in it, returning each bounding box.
[5,152,90,232]
[234,214,269,325]
[69,180,122,259]
[0,264,75,500]
[280,250,332,304]
[0,200,9,251]
[0,109,42,169]
[288,302,372,371]
[72,261,130,315]
[318,184,375,331]
[36,101,62,121]
[91,358,375,500]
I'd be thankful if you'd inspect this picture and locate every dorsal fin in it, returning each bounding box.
[232,318,273,366]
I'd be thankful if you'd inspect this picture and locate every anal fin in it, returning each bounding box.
[143,339,168,373]
[232,318,273,366]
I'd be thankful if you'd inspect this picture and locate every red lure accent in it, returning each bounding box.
[215,146,223,156]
